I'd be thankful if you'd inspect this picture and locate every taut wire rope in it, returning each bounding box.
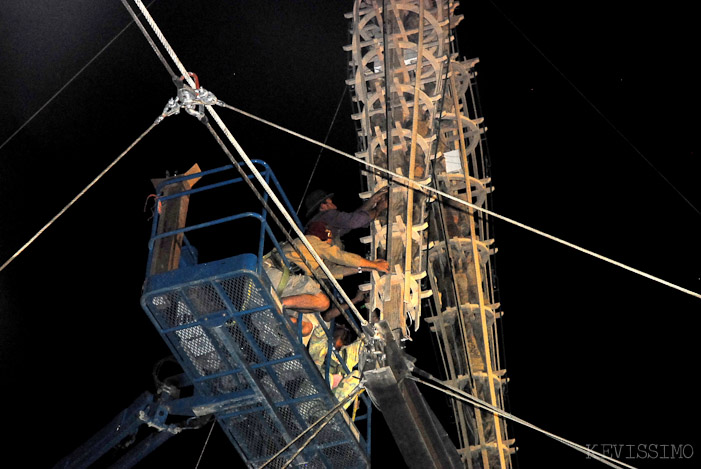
[199,119,376,407]
[125,0,372,348]
[217,102,701,301]
[123,7,373,458]
[200,118,366,338]
[130,0,373,334]
[486,0,700,219]
[278,389,360,469]
[6,0,700,307]
[121,0,178,81]
[380,0,396,304]
[124,0,361,328]
[193,418,216,469]
[258,384,363,469]
[423,7,491,451]
[0,120,161,273]
[0,0,159,155]
[295,86,348,216]
[409,367,637,469]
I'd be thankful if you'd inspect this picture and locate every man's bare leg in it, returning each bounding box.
[281,292,330,313]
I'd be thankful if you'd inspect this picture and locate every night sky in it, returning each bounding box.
[1,1,699,468]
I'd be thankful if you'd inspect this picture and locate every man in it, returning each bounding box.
[283,221,390,280]
[308,322,362,409]
[262,255,329,339]
[304,187,388,248]
[279,221,386,344]
[262,261,330,313]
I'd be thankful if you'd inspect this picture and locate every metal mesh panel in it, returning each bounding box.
[222,317,261,364]
[184,282,227,316]
[225,409,287,461]
[220,274,266,311]
[253,367,284,402]
[208,371,250,395]
[143,266,368,467]
[277,405,305,438]
[301,456,326,469]
[321,442,363,469]
[164,328,222,378]
[245,308,295,362]
[147,291,195,329]
[272,359,322,400]
[293,399,346,446]
[316,414,351,446]
[296,399,327,425]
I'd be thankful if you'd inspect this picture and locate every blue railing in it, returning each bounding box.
[146,160,301,276]
[143,160,372,461]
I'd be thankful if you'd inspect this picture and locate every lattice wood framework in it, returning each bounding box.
[346,1,515,467]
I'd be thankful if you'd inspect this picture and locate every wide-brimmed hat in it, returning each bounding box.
[304,189,334,217]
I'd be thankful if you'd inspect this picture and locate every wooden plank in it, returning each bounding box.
[150,164,201,275]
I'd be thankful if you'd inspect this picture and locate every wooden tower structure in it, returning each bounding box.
[346,1,515,466]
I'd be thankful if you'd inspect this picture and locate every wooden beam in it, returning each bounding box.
[150,164,201,275]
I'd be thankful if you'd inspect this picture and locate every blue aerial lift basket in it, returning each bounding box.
[140,161,369,468]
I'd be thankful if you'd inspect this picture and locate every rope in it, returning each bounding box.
[218,102,701,301]
[127,0,372,347]
[380,0,395,304]
[130,0,373,334]
[0,120,161,273]
[200,119,366,339]
[409,368,637,469]
[486,0,700,219]
[0,0,159,155]
[130,0,700,306]
[423,13,486,451]
[194,418,216,469]
[295,86,348,215]
[131,1,193,88]
[258,385,363,469]
[121,0,178,81]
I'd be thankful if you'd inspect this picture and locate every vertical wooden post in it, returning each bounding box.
[150,164,201,275]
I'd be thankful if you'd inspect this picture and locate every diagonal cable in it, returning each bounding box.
[124,0,371,341]
[486,0,700,218]
[0,0,158,154]
[295,86,347,216]
[218,102,701,301]
[410,367,637,469]
[194,418,216,469]
[200,118,367,338]
[259,384,363,469]
[128,0,701,303]
[121,0,177,81]
[0,119,162,273]
[129,0,373,335]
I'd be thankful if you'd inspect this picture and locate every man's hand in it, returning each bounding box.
[370,186,389,204]
[375,193,388,211]
[371,259,390,273]
[352,289,369,304]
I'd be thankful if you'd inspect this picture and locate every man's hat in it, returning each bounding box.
[304,189,334,217]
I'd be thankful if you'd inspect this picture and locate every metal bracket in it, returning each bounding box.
[156,84,220,123]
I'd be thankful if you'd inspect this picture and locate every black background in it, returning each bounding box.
[1,1,699,467]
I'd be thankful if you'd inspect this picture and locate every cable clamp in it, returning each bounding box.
[156,84,219,123]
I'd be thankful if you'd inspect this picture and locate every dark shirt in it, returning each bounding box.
[307,209,372,246]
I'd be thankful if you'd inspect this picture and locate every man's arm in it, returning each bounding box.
[319,243,390,273]
[322,289,368,322]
